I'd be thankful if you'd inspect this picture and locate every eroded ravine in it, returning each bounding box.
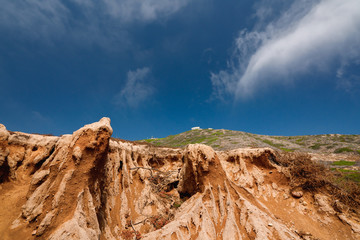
[0,118,359,240]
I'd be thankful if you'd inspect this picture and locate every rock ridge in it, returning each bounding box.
[0,118,359,240]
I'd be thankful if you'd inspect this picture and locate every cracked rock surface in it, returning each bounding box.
[0,118,359,240]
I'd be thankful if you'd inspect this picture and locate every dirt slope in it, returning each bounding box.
[0,119,359,239]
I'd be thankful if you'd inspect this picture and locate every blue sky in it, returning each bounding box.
[1,0,360,140]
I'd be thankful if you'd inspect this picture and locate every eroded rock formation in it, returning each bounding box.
[0,118,359,240]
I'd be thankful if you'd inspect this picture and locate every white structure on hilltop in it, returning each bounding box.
[191,126,201,130]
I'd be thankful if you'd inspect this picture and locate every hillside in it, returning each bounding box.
[139,129,360,165]
[140,129,360,153]
[1,119,360,240]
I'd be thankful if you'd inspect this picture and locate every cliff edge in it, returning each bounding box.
[0,118,359,240]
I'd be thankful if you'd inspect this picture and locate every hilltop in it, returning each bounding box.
[139,128,360,154]
[139,128,360,163]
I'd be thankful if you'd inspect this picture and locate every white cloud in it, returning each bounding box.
[0,0,190,46]
[211,0,360,100]
[32,111,51,124]
[0,0,69,40]
[104,0,190,22]
[114,67,154,108]
[336,61,360,93]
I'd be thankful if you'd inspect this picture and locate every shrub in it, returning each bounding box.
[281,153,329,191]
[310,144,321,150]
[334,147,354,153]
[149,215,169,230]
[172,201,182,209]
[121,229,142,240]
[341,173,360,183]
[276,152,360,209]
[262,139,284,148]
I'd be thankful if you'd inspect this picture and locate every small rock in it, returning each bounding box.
[269,171,273,174]
[0,124,10,141]
[268,223,273,227]
[314,194,335,214]
[31,170,50,186]
[32,230,37,235]
[333,200,348,213]
[291,190,303,198]
[86,141,98,149]
[72,146,82,164]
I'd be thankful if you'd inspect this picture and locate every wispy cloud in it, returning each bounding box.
[0,0,190,47]
[211,0,360,100]
[103,0,190,22]
[336,61,360,94]
[31,111,53,125]
[114,67,154,108]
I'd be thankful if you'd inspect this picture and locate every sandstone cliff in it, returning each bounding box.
[0,118,359,240]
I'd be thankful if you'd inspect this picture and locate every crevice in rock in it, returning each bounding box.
[31,145,56,175]
[0,157,10,183]
[149,156,165,168]
[179,192,192,200]
[119,160,123,172]
[89,142,111,232]
[165,180,179,192]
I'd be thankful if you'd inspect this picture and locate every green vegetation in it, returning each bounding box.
[261,139,274,145]
[334,147,354,153]
[172,202,182,209]
[143,139,156,143]
[295,138,305,145]
[212,131,224,136]
[332,168,360,184]
[261,139,284,148]
[280,147,294,152]
[341,173,360,183]
[204,137,218,145]
[310,143,322,150]
[332,160,356,166]
[136,129,360,153]
[277,152,360,209]
[331,168,359,173]
[139,130,224,148]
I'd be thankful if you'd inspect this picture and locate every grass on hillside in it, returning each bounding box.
[332,160,356,166]
[137,130,360,154]
[339,173,360,183]
[279,147,294,152]
[139,129,225,148]
[310,143,322,150]
[334,147,354,153]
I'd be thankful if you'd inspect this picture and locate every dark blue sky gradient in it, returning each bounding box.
[0,0,359,140]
